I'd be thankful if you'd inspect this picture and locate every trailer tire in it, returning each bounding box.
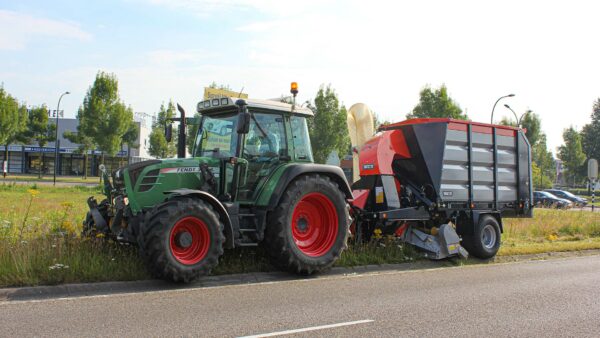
[462,215,501,259]
[265,174,349,274]
[138,197,225,282]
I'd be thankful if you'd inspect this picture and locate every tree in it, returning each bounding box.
[519,112,542,147]
[373,113,391,130]
[0,88,29,173]
[78,71,135,165]
[63,107,96,179]
[532,134,555,188]
[307,85,350,164]
[149,101,177,158]
[26,105,56,178]
[581,98,600,161]
[558,127,586,186]
[407,84,467,120]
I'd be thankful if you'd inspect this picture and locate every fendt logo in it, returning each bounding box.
[159,167,200,174]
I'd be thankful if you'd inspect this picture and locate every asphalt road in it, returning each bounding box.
[2,255,600,337]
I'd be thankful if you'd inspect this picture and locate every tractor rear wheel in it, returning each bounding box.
[138,197,225,282]
[265,174,349,274]
[461,215,501,259]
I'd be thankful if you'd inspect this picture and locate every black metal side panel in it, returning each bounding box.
[440,129,517,203]
[392,125,443,199]
[412,123,448,196]
[517,131,533,203]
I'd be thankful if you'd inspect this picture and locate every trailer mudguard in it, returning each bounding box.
[471,211,503,233]
[260,163,353,210]
[164,188,235,249]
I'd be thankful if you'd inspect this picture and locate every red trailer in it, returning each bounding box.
[351,118,533,259]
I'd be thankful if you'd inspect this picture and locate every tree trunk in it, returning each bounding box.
[84,153,88,180]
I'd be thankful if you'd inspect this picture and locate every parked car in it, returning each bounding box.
[544,189,588,207]
[534,191,572,208]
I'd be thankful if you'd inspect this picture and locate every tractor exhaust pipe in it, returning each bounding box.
[175,104,187,158]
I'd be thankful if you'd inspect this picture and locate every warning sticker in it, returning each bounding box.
[375,186,384,204]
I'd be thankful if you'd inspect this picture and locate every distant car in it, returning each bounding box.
[533,191,572,209]
[544,189,588,207]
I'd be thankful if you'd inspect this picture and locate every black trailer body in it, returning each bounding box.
[351,118,533,259]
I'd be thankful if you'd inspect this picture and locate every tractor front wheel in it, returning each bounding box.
[265,175,349,274]
[138,197,225,282]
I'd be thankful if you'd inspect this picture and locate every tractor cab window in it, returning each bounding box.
[291,116,313,162]
[195,114,238,158]
[238,113,287,201]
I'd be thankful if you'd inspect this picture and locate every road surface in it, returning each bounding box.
[2,255,600,337]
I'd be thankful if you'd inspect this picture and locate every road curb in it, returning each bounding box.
[2,249,599,302]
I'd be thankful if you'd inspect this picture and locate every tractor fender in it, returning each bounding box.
[165,188,234,249]
[266,164,353,211]
[471,211,503,233]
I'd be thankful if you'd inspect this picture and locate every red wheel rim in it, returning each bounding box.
[169,217,210,265]
[291,192,339,257]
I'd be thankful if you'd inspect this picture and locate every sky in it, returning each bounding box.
[1,0,599,153]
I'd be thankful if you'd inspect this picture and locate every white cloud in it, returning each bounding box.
[0,10,91,51]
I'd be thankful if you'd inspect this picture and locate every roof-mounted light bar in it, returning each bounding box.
[197,97,235,112]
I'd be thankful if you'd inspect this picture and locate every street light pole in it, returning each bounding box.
[503,104,519,125]
[504,104,533,127]
[53,91,70,186]
[490,93,515,124]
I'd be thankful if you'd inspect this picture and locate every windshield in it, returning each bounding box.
[194,114,238,158]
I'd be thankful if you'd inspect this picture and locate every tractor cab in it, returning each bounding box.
[192,97,314,202]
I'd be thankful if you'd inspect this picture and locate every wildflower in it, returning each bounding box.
[27,189,40,197]
[373,228,383,239]
[96,233,105,238]
[60,202,74,208]
[546,233,558,241]
[49,263,69,270]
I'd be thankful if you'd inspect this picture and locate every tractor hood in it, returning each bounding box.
[115,157,221,214]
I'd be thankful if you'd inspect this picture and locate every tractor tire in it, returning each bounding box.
[461,215,501,259]
[264,174,349,274]
[138,197,225,282]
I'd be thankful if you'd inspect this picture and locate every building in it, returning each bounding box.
[0,118,152,177]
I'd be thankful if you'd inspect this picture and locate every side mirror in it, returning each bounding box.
[165,123,173,142]
[235,99,250,134]
[237,112,250,134]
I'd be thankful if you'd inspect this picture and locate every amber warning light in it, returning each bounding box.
[290,82,298,96]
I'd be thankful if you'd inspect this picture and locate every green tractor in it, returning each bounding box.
[85,88,352,282]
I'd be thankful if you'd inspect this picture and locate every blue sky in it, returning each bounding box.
[1,0,599,153]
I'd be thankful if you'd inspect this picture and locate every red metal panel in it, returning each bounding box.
[351,189,370,209]
[359,129,411,176]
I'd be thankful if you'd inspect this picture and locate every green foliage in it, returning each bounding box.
[532,162,553,189]
[78,71,135,158]
[520,112,542,147]
[148,101,177,158]
[532,134,555,185]
[0,87,25,146]
[25,105,56,178]
[581,98,600,161]
[63,107,97,178]
[373,112,391,130]
[558,126,586,186]
[307,85,350,164]
[407,84,467,120]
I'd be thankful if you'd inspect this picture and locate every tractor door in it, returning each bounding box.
[237,112,287,201]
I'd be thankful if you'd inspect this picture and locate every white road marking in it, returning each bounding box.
[238,319,374,338]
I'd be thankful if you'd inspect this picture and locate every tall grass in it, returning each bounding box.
[0,184,598,287]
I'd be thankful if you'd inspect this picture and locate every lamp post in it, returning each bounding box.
[490,93,515,124]
[504,104,533,127]
[53,91,70,186]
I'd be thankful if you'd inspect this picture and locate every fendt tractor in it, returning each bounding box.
[84,83,533,282]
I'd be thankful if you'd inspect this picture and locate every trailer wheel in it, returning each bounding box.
[462,215,501,259]
[265,174,349,274]
[138,197,225,282]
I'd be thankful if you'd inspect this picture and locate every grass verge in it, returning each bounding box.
[0,185,598,287]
